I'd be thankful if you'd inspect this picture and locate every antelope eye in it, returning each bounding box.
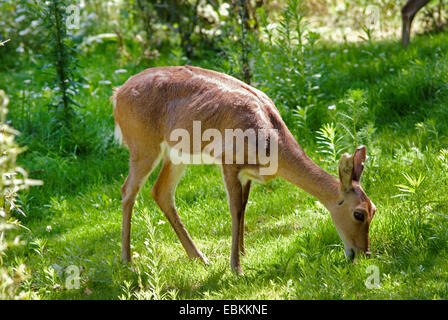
[354,210,366,222]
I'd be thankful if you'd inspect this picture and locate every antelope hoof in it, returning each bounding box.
[199,254,210,265]
[190,252,210,265]
[231,260,243,275]
[231,265,243,276]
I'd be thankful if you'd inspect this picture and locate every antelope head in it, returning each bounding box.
[330,146,376,259]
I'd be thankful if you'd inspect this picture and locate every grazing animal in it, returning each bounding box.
[112,66,376,274]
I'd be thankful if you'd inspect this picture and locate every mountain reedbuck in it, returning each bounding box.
[112,66,376,274]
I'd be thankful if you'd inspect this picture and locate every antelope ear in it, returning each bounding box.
[352,145,366,182]
[338,152,354,192]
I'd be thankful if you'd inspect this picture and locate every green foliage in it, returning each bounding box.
[336,88,370,148]
[394,171,427,209]
[0,90,41,299]
[439,149,448,169]
[237,0,252,84]
[230,0,322,135]
[41,0,81,124]
[120,213,177,300]
[316,123,345,172]
[0,0,43,58]
[421,0,448,33]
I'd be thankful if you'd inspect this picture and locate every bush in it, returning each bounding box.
[0,90,42,299]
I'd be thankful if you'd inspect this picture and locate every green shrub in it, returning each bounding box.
[0,90,42,299]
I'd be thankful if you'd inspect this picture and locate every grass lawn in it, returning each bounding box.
[2,31,448,300]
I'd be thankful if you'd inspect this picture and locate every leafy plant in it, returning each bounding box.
[0,89,41,299]
[415,121,439,150]
[421,0,448,33]
[237,0,252,84]
[394,172,427,216]
[248,0,320,128]
[336,89,370,148]
[292,104,314,143]
[438,149,448,169]
[276,0,308,83]
[40,0,81,124]
[316,122,345,170]
[121,213,176,300]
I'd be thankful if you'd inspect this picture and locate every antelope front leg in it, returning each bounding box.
[239,180,251,255]
[222,165,247,274]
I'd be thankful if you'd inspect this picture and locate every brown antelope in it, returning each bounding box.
[402,0,432,48]
[112,65,376,274]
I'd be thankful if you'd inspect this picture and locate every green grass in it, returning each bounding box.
[2,31,448,300]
